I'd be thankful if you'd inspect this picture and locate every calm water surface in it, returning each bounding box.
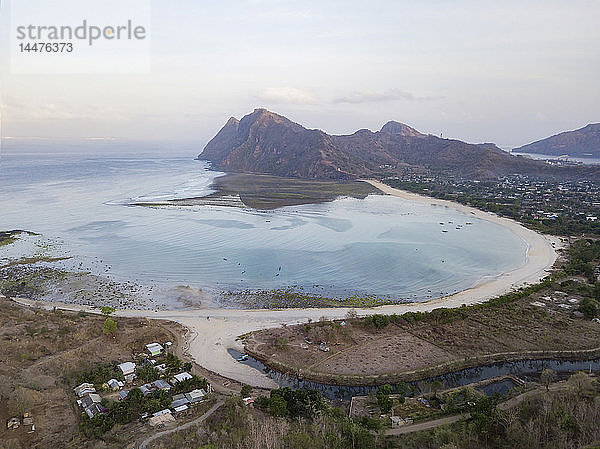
[0,152,528,307]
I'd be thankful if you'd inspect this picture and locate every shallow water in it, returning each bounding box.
[0,152,528,307]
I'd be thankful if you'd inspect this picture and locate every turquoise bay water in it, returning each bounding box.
[0,153,527,307]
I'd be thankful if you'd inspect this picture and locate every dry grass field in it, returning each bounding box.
[244,287,600,384]
[0,298,175,449]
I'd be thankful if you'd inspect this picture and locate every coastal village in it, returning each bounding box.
[5,337,216,440]
[71,341,212,426]
[384,171,600,235]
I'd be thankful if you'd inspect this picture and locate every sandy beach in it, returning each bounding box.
[5,181,562,389]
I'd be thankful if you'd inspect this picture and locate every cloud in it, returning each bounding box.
[2,99,128,122]
[333,89,440,104]
[254,87,316,105]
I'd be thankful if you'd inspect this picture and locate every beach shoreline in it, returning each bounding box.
[3,182,562,388]
[361,179,563,310]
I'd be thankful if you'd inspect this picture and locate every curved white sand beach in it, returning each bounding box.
[6,182,561,388]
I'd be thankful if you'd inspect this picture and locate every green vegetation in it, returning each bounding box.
[100,306,116,316]
[102,317,118,335]
[101,306,118,335]
[75,353,210,438]
[255,387,328,419]
[395,372,600,449]
[135,364,160,383]
[74,362,125,388]
[376,384,394,413]
[240,384,252,397]
[79,387,172,438]
[566,239,600,282]
[579,297,600,318]
[227,287,395,309]
[179,394,379,449]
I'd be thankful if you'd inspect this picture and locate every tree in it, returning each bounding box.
[240,384,252,398]
[540,368,554,391]
[100,306,115,317]
[268,394,288,417]
[102,317,117,335]
[395,382,410,398]
[568,371,596,397]
[135,365,159,383]
[393,384,409,405]
[430,380,443,398]
[376,384,393,414]
[578,297,599,318]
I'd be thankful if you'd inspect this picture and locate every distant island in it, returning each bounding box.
[513,123,600,158]
[199,109,600,181]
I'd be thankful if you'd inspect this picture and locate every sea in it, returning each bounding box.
[0,151,528,308]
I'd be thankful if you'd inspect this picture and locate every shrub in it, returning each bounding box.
[102,317,117,335]
[578,297,599,318]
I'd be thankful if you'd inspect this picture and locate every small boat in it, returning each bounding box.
[442,229,448,233]
[466,222,473,225]
[237,354,249,362]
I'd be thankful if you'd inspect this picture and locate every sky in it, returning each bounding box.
[1,0,599,150]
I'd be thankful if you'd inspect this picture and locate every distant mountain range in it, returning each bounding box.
[199,109,599,180]
[513,123,600,158]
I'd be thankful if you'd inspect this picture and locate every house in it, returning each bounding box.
[242,397,254,406]
[117,362,136,384]
[155,363,167,373]
[184,389,207,403]
[74,383,96,397]
[593,318,600,324]
[171,397,190,409]
[390,416,412,427]
[153,380,172,391]
[140,385,154,397]
[85,403,108,419]
[107,378,124,390]
[119,390,130,401]
[172,372,192,383]
[78,393,102,409]
[146,343,164,357]
[148,412,174,427]
[390,416,403,427]
[173,404,188,413]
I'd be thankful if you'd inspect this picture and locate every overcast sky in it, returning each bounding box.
[1,0,599,150]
